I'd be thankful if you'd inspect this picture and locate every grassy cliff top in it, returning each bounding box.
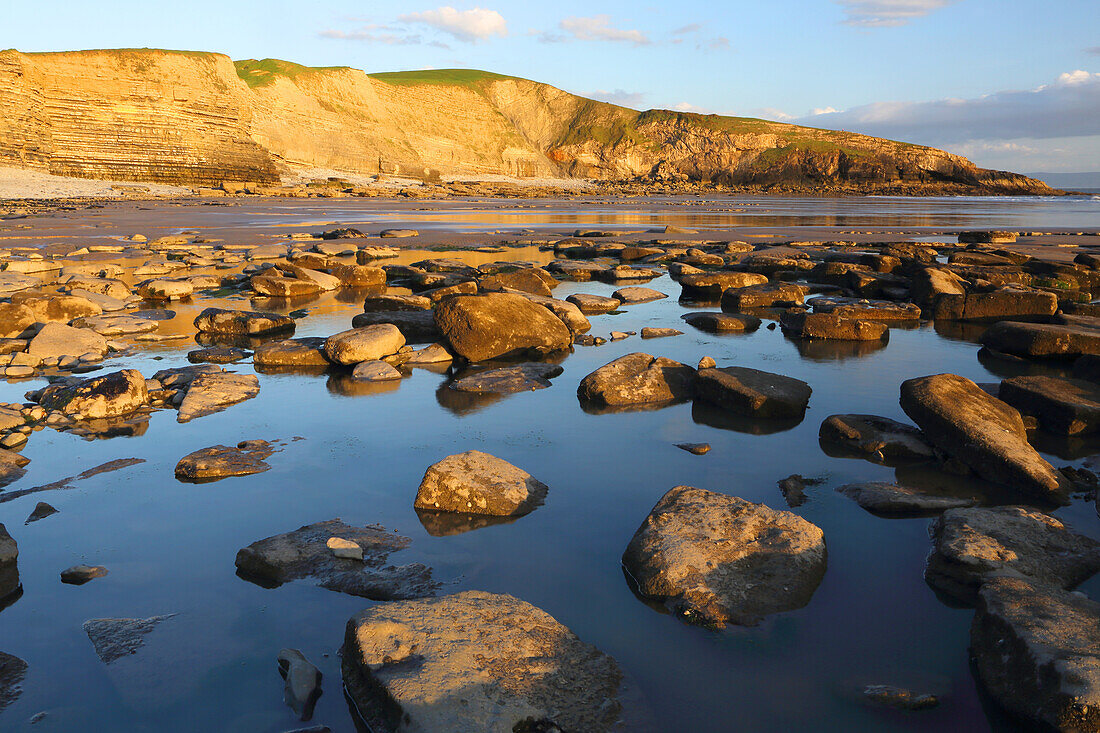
[235,58,350,88]
[367,68,520,89]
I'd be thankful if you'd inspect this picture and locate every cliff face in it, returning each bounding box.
[0,49,1055,194]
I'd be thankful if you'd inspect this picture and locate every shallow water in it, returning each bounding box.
[0,197,1099,732]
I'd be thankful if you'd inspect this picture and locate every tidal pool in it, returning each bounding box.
[0,195,1098,732]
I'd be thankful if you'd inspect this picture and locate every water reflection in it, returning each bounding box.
[415,509,520,536]
[787,336,889,362]
[691,399,804,434]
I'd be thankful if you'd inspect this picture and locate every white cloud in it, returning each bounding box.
[398,6,508,42]
[1088,47,1100,56]
[673,23,702,35]
[798,71,1100,143]
[549,15,651,46]
[810,106,839,115]
[705,37,732,51]
[837,0,958,27]
[750,107,796,122]
[589,89,646,108]
[673,101,710,113]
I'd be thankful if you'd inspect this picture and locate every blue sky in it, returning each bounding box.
[6,0,1099,172]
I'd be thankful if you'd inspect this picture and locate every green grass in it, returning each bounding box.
[234,58,349,88]
[367,69,517,89]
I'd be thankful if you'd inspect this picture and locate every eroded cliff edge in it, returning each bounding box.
[0,48,1056,194]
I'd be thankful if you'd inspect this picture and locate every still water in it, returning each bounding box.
[0,196,1098,732]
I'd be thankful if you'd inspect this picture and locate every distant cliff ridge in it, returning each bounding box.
[0,48,1056,194]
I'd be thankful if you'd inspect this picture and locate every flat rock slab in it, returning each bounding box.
[981,321,1100,359]
[818,414,934,464]
[80,315,159,336]
[177,372,260,423]
[234,519,436,600]
[837,482,978,516]
[194,307,295,336]
[253,338,330,368]
[28,322,108,359]
[972,576,1100,731]
[933,288,1057,322]
[681,312,762,333]
[613,286,666,303]
[342,591,625,733]
[695,366,811,419]
[900,373,1066,503]
[449,363,563,394]
[0,651,26,712]
[84,615,176,664]
[999,376,1100,435]
[186,347,250,364]
[927,506,1100,604]
[779,311,888,341]
[808,297,921,321]
[640,327,682,339]
[566,293,620,314]
[414,450,547,517]
[679,272,768,301]
[722,283,805,310]
[577,353,696,408]
[350,360,402,382]
[622,486,826,627]
[351,311,441,343]
[175,441,275,482]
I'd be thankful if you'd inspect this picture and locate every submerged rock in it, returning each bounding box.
[234,519,436,600]
[342,591,625,733]
[0,652,26,712]
[434,293,572,362]
[926,506,1100,603]
[60,564,108,584]
[971,576,1100,731]
[861,685,938,711]
[414,450,547,517]
[449,363,563,394]
[818,414,934,464]
[278,649,322,722]
[695,366,811,419]
[83,615,176,664]
[577,353,695,408]
[175,441,274,481]
[900,374,1066,503]
[25,502,57,524]
[622,486,826,627]
[176,372,259,423]
[837,482,977,516]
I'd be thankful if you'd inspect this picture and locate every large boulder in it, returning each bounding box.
[38,370,148,420]
[342,591,625,733]
[721,283,805,310]
[27,322,108,359]
[927,506,1100,603]
[899,374,1066,503]
[434,293,571,361]
[695,366,811,419]
[194,308,295,336]
[577,353,696,408]
[622,486,826,627]
[981,321,1100,359]
[235,519,436,600]
[972,577,1100,731]
[323,325,405,366]
[414,450,547,517]
[779,311,888,341]
[999,376,1100,435]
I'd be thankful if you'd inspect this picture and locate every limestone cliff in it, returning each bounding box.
[0,48,1055,194]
